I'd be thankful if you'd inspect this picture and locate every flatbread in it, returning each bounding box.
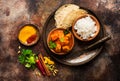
[54,4,88,29]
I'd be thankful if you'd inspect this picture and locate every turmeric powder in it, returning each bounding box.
[18,26,37,44]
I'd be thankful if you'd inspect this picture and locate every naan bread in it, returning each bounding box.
[54,4,88,29]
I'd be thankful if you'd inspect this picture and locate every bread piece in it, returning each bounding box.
[55,4,79,28]
[60,9,88,29]
[54,4,88,29]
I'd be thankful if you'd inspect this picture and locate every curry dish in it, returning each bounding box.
[47,28,74,55]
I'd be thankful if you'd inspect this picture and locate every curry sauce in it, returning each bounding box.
[48,28,74,55]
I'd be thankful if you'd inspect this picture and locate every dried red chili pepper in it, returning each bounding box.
[36,59,46,76]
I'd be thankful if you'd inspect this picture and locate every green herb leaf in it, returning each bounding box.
[26,56,36,64]
[49,41,56,49]
[25,63,31,68]
[64,29,70,35]
[18,49,36,69]
[60,37,64,42]
[18,55,25,64]
[22,49,32,55]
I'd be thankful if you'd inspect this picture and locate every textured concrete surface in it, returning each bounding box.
[0,0,120,81]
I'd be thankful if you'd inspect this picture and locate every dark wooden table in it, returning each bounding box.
[0,0,120,81]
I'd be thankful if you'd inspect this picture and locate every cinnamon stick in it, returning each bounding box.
[38,54,51,76]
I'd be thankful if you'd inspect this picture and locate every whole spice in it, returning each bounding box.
[38,54,51,76]
[36,58,46,76]
[44,57,54,65]
[35,71,41,76]
[18,46,21,49]
[44,57,58,76]
[17,50,21,54]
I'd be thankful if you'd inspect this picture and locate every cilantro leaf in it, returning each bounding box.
[49,40,56,49]
[22,49,32,55]
[18,49,36,69]
[18,55,25,64]
[26,56,36,64]
[64,29,70,35]
[60,37,64,42]
[25,63,31,68]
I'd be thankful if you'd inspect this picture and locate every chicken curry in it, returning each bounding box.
[48,28,74,55]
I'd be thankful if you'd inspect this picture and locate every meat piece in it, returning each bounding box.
[55,43,61,53]
[50,33,58,41]
[58,31,64,39]
[65,33,72,39]
[60,36,69,46]
[55,40,61,45]
[62,46,70,52]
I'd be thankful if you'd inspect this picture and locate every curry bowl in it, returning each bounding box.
[72,14,100,41]
[47,28,74,55]
[18,24,40,46]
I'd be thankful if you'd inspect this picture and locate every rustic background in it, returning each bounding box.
[0,0,120,81]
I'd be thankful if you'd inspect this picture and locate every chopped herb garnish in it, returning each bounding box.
[64,29,70,35]
[49,40,56,49]
[18,49,36,69]
[60,37,64,42]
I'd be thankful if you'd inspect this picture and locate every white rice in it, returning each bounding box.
[74,16,97,39]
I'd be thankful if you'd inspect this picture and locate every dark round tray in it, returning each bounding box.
[42,7,105,66]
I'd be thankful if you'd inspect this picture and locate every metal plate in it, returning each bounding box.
[42,7,105,66]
